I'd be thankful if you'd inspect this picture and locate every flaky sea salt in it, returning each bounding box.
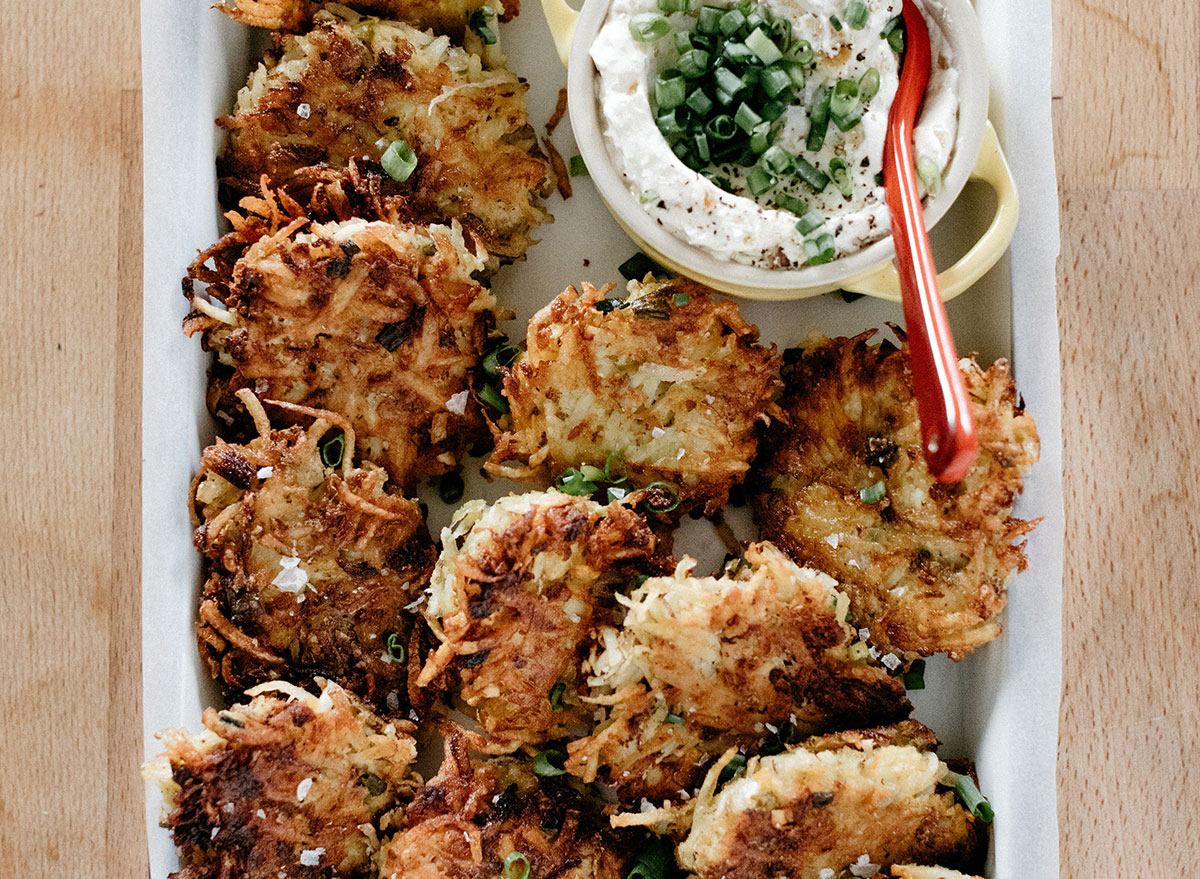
[296,103,311,119]
[272,556,309,594]
[299,848,324,866]
[257,466,274,479]
[446,390,469,414]
[296,777,313,802]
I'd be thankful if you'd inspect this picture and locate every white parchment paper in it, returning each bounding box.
[141,1,1062,875]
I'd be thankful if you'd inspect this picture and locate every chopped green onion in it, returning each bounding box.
[469,7,498,44]
[672,290,690,306]
[829,157,853,198]
[718,8,746,35]
[569,154,589,177]
[882,14,905,53]
[626,838,672,879]
[831,106,863,131]
[805,232,837,265]
[630,12,670,41]
[745,27,783,64]
[533,749,568,777]
[673,30,693,53]
[640,189,660,204]
[385,632,406,663]
[761,144,795,176]
[666,711,686,724]
[655,69,687,110]
[722,41,756,65]
[618,252,662,280]
[691,132,711,163]
[745,9,767,31]
[761,66,794,99]
[580,464,606,483]
[320,431,345,468]
[504,852,532,879]
[902,658,926,690]
[656,109,685,139]
[657,0,689,11]
[769,17,791,46]
[477,383,508,413]
[845,0,869,29]
[830,78,860,117]
[712,65,747,99]
[829,14,842,30]
[607,486,628,502]
[696,5,723,34]
[859,67,881,101]
[796,209,824,234]
[916,156,943,196]
[604,450,629,483]
[380,139,418,182]
[557,467,599,497]
[733,102,763,133]
[806,86,831,152]
[789,38,814,64]
[438,472,465,504]
[795,157,830,193]
[686,88,714,117]
[859,479,886,503]
[549,682,567,711]
[483,344,519,376]
[761,99,787,121]
[679,48,711,77]
[718,753,748,784]
[944,770,994,822]
[640,481,681,513]
[774,192,807,215]
[783,60,808,87]
[745,167,776,196]
[748,122,771,154]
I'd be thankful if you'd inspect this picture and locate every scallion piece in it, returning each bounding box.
[705,114,736,141]
[557,467,598,496]
[640,481,681,513]
[769,17,791,47]
[627,839,672,879]
[745,167,777,196]
[533,748,568,777]
[655,109,684,139]
[761,144,795,176]
[944,770,994,822]
[679,48,711,77]
[385,632,406,663]
[549,681,567,711]
[320,431,346,468]
[859,67,881,101]
[830,77,860,117]
[745,9,767,32]
[696,4,723,34]
[916,155,943,195]
[629,12,670,41]
[882,14,906,53]
[760,99,785,121]
[483,344,519,376]
[829,14,842,30]
[380,139,418,182]
[748,121,771,154]
[733,102,763,133]
[673,30,693,53]
[831,106,863,131]
[691,132,711,163]
[477,382,509,413]
[640,189,660,204]
[902,658,926,690]
[438,472,465,504]
[718,8,746,35]
[604,450,628,483]
[686,88,714,116]
[657,0,690,11]
[805,232,837,265]
[712,66,747,100]
[829,156,853,198]
[723,41,756,65]
[761,66,794,99]
[795,157,830,192]
[845,0,869,29]
[796,209,824,234]
[580,464,606,483]
[655,69,687,110]
[774,192,807,215]
[666,711,686,724]
[504,852,532,879]
[468,7,498,43]
[745,27,783,64]
[607,486,628,502]
[806,85,831,152]
[859,479,886,503]
[789,38,814,64]
[718,753,748,784]
[672,291,690,306]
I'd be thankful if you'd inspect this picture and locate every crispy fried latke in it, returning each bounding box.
[888,866,983,879]
[488,278,781,515]
[379,735,627,879]
[218,0,518,36]
[415,490,662,752]
[566,543,909,803]
[184,188,496,488]
[143,680,418,879]
[677,721,985,879]
[750,329,1041,659]
[191,391,436,714]
[218,6,554,260]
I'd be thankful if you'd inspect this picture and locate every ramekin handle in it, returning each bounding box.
[842,121,1019,302]
[541,0,580,67]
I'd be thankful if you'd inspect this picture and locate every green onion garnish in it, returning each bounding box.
[745,167,776,196]
[882,14,906,53]
[657,0,690,11]
[796,209,824,234]
[557,467,599,497]
[549,682,567,711]
[477,383,508,414]
[859,67,881,101]
[618,252,662,280]
[829,157,853,198]
[696,5,722,34]
[679,48,711,78]
[806,86,831,152]
[845,0,869,29]
[859,479,886,503]
[629,12,670,41]
[469,7,498,44]
[805,232,837,265]
[902,658,926,690]
[320,431,345,468]
[603,450,629,483]
[438,472,465,504]
[831,106,863,131]
[829,14,842,30]
[672,291,690,306]
[830,78,860,117]
[718,8,746,35]
[775,192,808,215]
[944,770,994,822]
[482,344,519,376]
[733,102,763,134]
[607,486,628,502]
[533,749,568,777]
[916,156,943,196]
[666,711,685,724]
[568,155,589,177]
[790,38,814,64]
[626,838,672,879]
[385,632,406,663]
[761,67,794,100]
[580,464,606,482]
[380,139,418,182]
[504,851,532,879]
[796,157,830,193]
[718,753,747,784]
[655,69,687,110]
[686,88,714,116]
[760,144,795,176]
[640,481,681,513]
[745,27,782,64]
[640,190,660,204]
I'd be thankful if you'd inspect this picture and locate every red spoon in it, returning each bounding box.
[884,0,978,483]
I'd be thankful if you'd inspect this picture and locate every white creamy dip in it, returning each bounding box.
[592,0,959,268]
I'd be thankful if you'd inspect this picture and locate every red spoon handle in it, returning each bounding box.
[883,0,978,483]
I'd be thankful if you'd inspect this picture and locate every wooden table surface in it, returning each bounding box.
[0,1,1193,876]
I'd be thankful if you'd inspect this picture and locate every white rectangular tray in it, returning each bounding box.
[141,2,1063,876]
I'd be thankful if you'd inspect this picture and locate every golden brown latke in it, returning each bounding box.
[488,278,781,516]
[888,866,983,879]
[379,735,628,879]
[184,187,496,488]
[750,329,1041,659]
[217,6,554,260]
[567,543,909,803]
[191,392,436,714]
[143,680,418,879]
[218,0,518,36]
[415,490,662,752]
[677,721,985,879]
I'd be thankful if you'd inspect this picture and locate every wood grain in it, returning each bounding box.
[0,0,1191,876]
